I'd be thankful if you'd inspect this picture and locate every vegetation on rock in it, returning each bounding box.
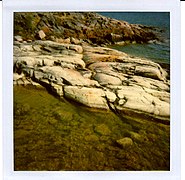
[14,12,159,45]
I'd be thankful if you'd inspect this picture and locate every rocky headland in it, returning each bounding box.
[14,12,160,46]
[13,12,170,124]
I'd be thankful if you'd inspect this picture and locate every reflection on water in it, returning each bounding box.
[14,85,170,171]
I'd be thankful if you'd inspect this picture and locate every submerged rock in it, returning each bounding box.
[85,134,99,142]
[116,137,133,148]
[94,124,111,136]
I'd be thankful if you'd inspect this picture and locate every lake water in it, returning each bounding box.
[99,12,170,64]
[14,86,170,171]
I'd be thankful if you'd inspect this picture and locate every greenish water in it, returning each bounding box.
[14,85,170,171]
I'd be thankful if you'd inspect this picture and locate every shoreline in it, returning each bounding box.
[13,39,170,124]
[14,12,161,46]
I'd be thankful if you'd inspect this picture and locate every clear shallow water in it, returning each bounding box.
[99,12,170,64]
[14,86,170,171]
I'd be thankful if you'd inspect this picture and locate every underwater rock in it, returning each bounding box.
[94,124,111,136]
[116,137,133,148]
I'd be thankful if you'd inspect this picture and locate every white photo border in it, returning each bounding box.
[2,0,181,180]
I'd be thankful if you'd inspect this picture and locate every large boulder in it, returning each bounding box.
[38,30,46,39]
[115,86,170,121]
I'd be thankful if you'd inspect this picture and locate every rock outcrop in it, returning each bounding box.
[13,40,170,124]
[14,12,159,46]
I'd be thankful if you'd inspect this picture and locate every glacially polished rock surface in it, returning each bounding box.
[13,40,170,123]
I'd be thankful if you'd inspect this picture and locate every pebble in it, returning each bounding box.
[116,137,133,148]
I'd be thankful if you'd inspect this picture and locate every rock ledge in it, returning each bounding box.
[13,39,170,124]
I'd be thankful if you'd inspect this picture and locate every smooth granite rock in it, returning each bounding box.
[64,86,109,109]
[13,39,170,124]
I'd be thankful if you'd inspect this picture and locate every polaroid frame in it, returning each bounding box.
[2,0,181,180]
